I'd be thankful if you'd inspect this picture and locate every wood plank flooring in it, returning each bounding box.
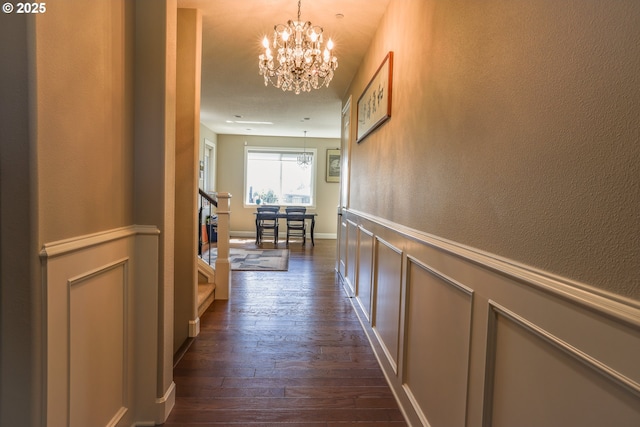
[163,239,408,426]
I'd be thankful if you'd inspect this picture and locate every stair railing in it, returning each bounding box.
[198,189,217,265]
[198,189,232,300]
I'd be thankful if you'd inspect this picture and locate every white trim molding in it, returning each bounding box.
[339,208,640,427]
[40,225,171,427]
[189,318,200,337]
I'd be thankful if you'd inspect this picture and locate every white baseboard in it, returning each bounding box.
[189,318,200,337]
[155,381,176,424]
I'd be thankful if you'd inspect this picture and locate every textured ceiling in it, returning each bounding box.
[177,0,391,138]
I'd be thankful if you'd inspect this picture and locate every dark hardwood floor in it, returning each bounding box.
[163,238,408,426]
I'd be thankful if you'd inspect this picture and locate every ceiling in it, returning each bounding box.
[176,0,391,139]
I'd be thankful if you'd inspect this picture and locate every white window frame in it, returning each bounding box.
[243,146,317,208]
[203,139,216,193]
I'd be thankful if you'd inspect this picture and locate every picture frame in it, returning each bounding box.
[356,51,393,143]
[326,148,341,183]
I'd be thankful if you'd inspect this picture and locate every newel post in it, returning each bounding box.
[214,192,232,299]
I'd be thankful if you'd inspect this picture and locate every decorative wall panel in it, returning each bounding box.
[40,226,163,427]
[373,238,403,373]
[338,209,640,427]
[356,226,374,321]
[403,259,473,427]
[338,215,348,279]
[69,262,127,427]
[345,219,359,296]
[485,302,640,427]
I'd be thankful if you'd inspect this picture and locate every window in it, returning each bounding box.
[245,147,316,207]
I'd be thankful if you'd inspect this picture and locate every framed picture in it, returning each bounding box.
[356,51,393,143]
[326,149,341,183]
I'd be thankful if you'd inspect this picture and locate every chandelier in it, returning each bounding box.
[258,0,338,94]
[297,131,313,168]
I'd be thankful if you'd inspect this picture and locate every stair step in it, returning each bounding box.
[197,282,215,316]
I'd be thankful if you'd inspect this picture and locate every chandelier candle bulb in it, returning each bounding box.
[258,0,338,94]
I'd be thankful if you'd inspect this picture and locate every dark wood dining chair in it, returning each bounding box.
[256,205,280,244]
[285,206,307,246]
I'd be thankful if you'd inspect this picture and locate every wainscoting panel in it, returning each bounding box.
[40,226,168,427]
[69,261,127,427]
[345,219,359,296]
[338,209,640,427]
[485,302,640,427]
[338,213,348,282]
[373,238,403,373]
[356,226,375,321]
[403,259,473,427]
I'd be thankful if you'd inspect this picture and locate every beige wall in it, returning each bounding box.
[174,8,202,353]
[216,134,341,238]
[36,0,135,243]
[1,9,38,427]
[1,1,178,424]
[2,1,135,425]
[345,0,640,300]
[342,5,640,423]
[133,0,177,406]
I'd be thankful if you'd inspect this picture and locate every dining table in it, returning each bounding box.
[254,210,317,245]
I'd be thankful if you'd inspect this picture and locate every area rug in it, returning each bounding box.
[201,248,289,271]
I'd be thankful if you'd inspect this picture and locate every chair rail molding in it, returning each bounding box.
[40,225,174,427]
[340,208,640,427]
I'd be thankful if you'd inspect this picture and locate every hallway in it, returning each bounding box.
[163,239,408,426]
